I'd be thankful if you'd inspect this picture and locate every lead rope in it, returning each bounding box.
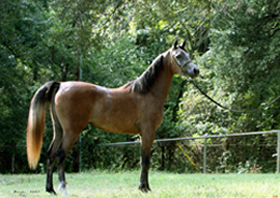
[190,80,280,113]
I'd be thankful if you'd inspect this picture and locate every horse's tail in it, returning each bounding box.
[26,81,60,169]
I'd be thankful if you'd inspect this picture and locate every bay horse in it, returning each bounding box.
[26,40,199,195]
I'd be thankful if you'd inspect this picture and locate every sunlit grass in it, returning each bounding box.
[1,171,279,197]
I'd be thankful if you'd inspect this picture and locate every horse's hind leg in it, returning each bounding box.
[46,104,63,194]
[46,136,61,194]
[56,131,80,196]
[139,130,155,192]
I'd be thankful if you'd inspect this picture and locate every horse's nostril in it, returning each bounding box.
[193,68,199,75]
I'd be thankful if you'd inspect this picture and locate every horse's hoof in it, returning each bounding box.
[58,182,68,196]
[139,183,151,193]
[46,188,57,195]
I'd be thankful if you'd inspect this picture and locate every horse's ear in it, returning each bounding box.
[180,39,186,49]
[173,39,178,49]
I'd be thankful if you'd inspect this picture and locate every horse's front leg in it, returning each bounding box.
[139,148,151,192]
[139,132,155,192]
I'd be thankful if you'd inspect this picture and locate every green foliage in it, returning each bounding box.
[178,0,280,173]
[0,0,279,174]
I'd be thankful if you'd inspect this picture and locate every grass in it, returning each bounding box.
[0,171,279,197]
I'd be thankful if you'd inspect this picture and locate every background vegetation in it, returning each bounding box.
[0,0,279,174]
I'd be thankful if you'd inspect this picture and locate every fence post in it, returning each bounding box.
[78,55,83,173]
[277,131,280,174]
[203,138,207,174]
[12,154,15,174]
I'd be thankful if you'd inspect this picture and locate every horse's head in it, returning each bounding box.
[170,39,199,78]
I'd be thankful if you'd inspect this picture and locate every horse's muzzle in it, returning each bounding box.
[182,62,199,78]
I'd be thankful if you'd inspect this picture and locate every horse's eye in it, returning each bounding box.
[176,54,181,59]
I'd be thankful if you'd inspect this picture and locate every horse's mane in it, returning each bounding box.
[126,55,164,94]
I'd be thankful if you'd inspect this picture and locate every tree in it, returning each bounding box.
[179,0,280,172]
[1,0,279,173]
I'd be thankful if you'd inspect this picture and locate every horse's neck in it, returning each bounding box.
[150,54,173,104]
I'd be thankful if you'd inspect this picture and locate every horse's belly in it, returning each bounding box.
[89,101,141,135]
[90,116,140,135]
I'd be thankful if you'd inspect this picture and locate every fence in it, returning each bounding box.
[100,130,280,174]
[1,130,280,174]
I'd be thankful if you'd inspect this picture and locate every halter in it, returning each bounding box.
[181,61,193,69]
[172,54,192,70]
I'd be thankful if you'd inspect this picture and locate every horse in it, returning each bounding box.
[26,39,199,195]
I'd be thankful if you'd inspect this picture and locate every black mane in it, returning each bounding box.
[128,55,164,94]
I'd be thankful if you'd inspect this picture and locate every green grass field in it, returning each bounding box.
[1,171,279,197]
